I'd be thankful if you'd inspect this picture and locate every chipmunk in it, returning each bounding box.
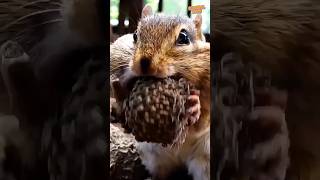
[213,0,320,179]
[0,0,105,87]
[111,5,210,180]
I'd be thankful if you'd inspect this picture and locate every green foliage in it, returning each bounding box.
[163,0,188,15]
[110,0,119,19]
[110,0,210,34]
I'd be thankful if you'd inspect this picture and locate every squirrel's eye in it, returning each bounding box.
[177,29,190,45]
[133,31,138,43]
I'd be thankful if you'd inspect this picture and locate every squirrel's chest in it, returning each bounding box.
[136,128,210,167]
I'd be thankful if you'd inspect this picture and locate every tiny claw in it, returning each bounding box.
[187,104,200,114]
[185,93,201,125]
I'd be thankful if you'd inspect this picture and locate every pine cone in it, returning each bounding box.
[123,77,196,147]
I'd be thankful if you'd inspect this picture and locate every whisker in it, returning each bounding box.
[111,64,130,72]
[1,8,61,31]
[50,2,62,7]
[16,0,61,10]
[15,19,63,36]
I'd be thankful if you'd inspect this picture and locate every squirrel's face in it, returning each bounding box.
[130,13,203,78]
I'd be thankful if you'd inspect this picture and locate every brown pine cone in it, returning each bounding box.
[123,77,197,147]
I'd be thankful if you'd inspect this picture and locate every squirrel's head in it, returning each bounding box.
[62,0,104,46]
[130,5,206,78]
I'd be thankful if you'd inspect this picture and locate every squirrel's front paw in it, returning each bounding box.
[240,88,290,180]
[186,89,201,125]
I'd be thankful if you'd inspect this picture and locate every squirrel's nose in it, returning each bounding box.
[140,57,151,74]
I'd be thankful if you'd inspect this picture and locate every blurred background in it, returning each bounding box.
[110,0,210,42]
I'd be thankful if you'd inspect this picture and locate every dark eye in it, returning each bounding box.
[133,30,138,43]
[176,29,190,45]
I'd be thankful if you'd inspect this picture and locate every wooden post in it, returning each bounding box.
[158,0,163,12]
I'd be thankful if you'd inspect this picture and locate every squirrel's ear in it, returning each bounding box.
[142,5,153,18]
[194,14,204,41]
[193,14,202,29]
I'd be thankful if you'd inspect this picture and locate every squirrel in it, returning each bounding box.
[110,5,210,180]
[213,0,320,179]
[0,0,107,179]
[0,0,105,88]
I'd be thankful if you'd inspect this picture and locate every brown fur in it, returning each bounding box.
[110,5,210,179]
[0,0,104,51]
[131,12,210,132]
[213,0,320,179]
[0,1,106,179]
[0,0,105,89]
[213,0,320,89]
